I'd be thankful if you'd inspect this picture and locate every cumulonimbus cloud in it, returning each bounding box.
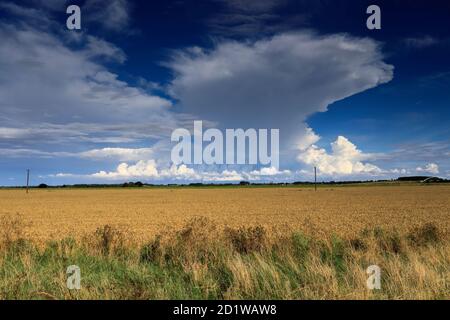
[168,31,394,167]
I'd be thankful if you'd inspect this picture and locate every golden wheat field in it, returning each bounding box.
[0,185,449,244]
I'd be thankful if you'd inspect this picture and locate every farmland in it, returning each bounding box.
[0,185,449,243]
[0,184,449,299]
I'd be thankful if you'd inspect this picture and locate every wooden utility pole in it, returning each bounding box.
[26,169,30,194]
[314,166,317,191]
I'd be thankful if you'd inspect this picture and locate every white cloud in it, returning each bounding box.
[84,36,127,64]
[202,170,244,182]
[54,173,76,178]
[0,146,155,161]
[0,2,51,25]
[297,136,382,175]
[0,127,31,139]
[404,36,438,48]
[88,162,244,181]
[250,166,291,176]
[0,24,171,119]
[416,163,439,174]
[389,168,410,175]
[84,0,131,32]
[160,164,199,180]
[78,148,154,161]
[0,18,177,153]
[0,122,178,147]
[296,126,321,151]
[0,148,69,158]
[89,161,200,180]
[53,161,296,182]
[92,160,159,179]
[169,32,393,164]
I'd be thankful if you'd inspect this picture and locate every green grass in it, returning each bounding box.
[0,217,448,300]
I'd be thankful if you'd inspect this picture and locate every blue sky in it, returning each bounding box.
[0,0,449,185]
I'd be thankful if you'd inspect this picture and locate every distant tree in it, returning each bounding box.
[38,183,48,188]
[239,181,250,186]
[123,182,144,188]
[397,176,430,182]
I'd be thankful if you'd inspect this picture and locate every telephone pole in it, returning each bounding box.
[314,166,317,191]
[26,169,30,194]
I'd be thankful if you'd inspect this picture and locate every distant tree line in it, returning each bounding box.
[2,176,449,189]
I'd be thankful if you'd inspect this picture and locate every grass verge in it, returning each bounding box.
[0,215,448,300]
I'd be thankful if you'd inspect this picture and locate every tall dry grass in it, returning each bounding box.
[0,214,448,300]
